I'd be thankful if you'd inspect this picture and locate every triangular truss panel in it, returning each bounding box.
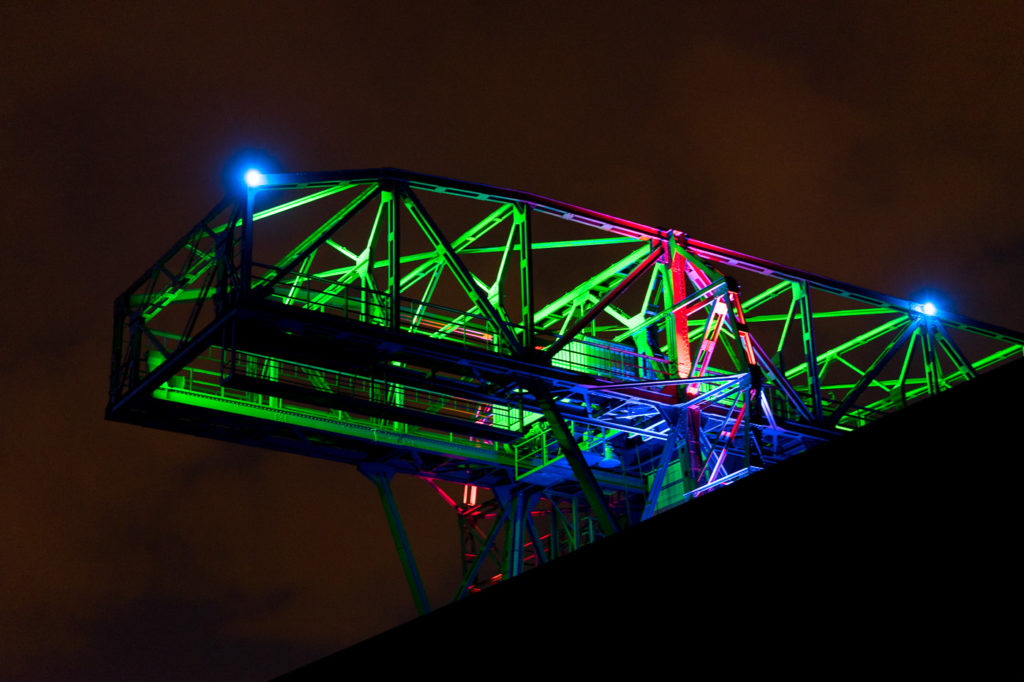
[108,168,1024,606]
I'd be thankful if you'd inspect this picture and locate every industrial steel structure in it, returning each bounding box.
[107,168,1024,610]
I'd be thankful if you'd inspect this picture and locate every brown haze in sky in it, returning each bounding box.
[2,2,1022,679]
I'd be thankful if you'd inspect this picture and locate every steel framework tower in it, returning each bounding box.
[107,168,1024,610]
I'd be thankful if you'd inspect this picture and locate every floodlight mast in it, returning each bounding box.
[107,167,1024,610]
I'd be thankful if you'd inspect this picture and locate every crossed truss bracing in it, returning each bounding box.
[108,168,1024,607]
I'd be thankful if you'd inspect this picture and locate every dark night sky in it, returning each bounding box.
[2,2,1023,679]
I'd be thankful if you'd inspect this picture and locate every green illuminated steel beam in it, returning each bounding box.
[933,323,978,382]
[515,204,535,350]
[399,203,513,293]
[385,185,400,329]
[212,182,357,234]
[352,238,637,276]
[922,320,941,396]
[254,183,380,295]
[794,281,823,423]
[784,316,908,383]
[748,308,901,323]
[545,245,664,359]
[401,186,525,356]
[534,246,649,330]
[740,280,792,314]
[826,319,918,428]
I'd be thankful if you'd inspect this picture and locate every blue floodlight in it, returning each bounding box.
[244,168,267,188]
[921,302,937,316]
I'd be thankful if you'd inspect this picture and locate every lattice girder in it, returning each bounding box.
[108,168,1024,598]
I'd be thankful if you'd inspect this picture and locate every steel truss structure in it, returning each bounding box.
[108,168,1024,609]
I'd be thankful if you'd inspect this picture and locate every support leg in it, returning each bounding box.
[360,465,431,616]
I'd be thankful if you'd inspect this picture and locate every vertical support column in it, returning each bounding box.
[241,189,255,296]
[360,466,431,616]
[515,203,535,352]
[384,182,401,330]
[891,326,920,408]
[219,318,237,389]
[922,320,941,396]
[503,490,527,579]
[216,200,243,314]
[794,281,823,423]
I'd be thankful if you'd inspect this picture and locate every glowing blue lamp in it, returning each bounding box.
[244,168,267,188]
